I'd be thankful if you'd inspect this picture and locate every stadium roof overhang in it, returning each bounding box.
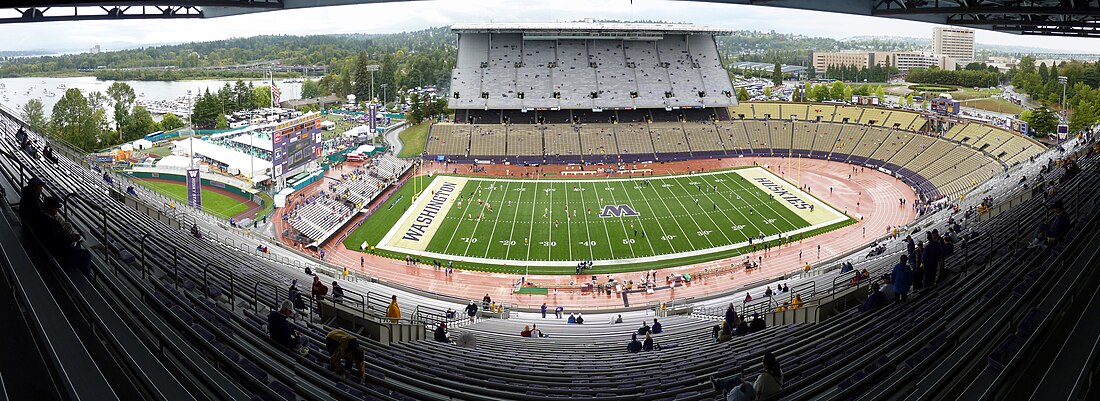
[3,1,1100,38]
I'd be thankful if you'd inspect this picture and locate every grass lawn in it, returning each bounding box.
[135,179,256,219]
[345,168,854,274]
[397,122,429,158]
[960,98,1026,115]
[950,88,1001,101]
[142,145,174,158]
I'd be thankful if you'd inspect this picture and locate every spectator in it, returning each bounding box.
[541,302,547,318]
[724,303,740,329]
[638,321,651,336]
[466,301,479,321]
[862,283,886,312]
[652,318,663,334]
[325,329,365,382]
[520,325,532,337]
[1033,200,1069,246]
[311,275,328,303]
[790,295,803,309]
[331,281,344,303]
[744,292,753,302]
[268,300,307,355]
[642,333,657,351]
[554,305,564,319]
[18,177,45,222]
[434,322,450,343]
[576,313,585,324]
[386,295,401,323]
[33,196,92,277]
[892,255,912,302]
[627,334,643,353]
[782,284,789,292]
[530,324,544,338]
[749,313,765,333]
[712,352,783,399]
[717,321,733,343]
[289,280,305,310]
[482,294,492,309]
[567,313,577,324]
[735,317,750,336]
[922,230,945,286]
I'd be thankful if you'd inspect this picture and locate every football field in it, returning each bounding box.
[372,167,853,273]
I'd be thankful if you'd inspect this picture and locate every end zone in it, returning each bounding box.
[378,175,467,251]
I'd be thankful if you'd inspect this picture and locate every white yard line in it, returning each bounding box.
[525,180,539,261]
[644,176,697,251]
[661,177,717,249]
[616,180,657,255]
[503,181,525,260]
[601,180,637,258]
[670,177,736,246]
[481,181,511,258]
[576,182,598,260]
[717,170,802,231]
[590,181,621,260]
[460,181,499,255]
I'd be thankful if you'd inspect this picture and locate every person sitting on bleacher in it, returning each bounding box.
[862,283,886,312]
[627,334,643,353]
[18,177,45,222]
[637,321,651,336]
[642,333,658,351]
[268,300,308,356]
[611,314,623,324]
[520,325,532,337]
[576,313,585,324]
[567,313,577,324]
[651,318,662,334]
[311,275,328,303]
[530,324,544,338]
[735,317,750,336]
[331,281,344,303]
[713,352,783,400]
[325,329,365,383]
[790,295,803,309]
[717,321,733,343]
[29,195,92,278]
[749,313,765,333]
[434,322,451,343]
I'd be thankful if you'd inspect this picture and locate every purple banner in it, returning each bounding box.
[369,104,377,133]
[186,169,202,208]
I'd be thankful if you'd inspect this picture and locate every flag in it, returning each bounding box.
[271,82,281,106]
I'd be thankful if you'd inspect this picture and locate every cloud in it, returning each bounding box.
[0,0,1097,53]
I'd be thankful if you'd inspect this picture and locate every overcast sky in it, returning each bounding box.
[3,0,1099,53]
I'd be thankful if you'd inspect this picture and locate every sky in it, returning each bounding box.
[2,0,1099,53]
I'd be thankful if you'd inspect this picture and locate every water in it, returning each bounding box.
[0,76,304,117]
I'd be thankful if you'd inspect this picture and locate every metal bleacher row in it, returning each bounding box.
[2,100,1099,401]
[448,33,736,111]
[425,102,1046,201]
[286,154,410,244]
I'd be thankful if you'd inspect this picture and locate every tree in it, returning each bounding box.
[301,78,322,99]
[737,87,750,101]
[771,62,783,86]
[791,86,801,102]
[806,66,816,80]
[407,92,423,124]
[215,115,229,130]
[191,89,220,128]
[252,85,272,108]
[829,81,846,101]
[160,113,186,131]
[106,82,136,132]
[124,105,159,141]
[1069,99,1100,134]
[874,85,886,99]
[50,88,101,151]
[764,86,772,97]
[1021,107,1058,137]
[21,99,46,134]
[353,52,372,102]
[86,91,108,111]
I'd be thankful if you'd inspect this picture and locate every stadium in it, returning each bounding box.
[2,1,1100,401]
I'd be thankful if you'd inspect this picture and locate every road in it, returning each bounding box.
[385,123,407,156]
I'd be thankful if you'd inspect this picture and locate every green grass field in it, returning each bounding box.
[960,98,1026,115]
[397,122,429,158]
[135,179,256,219]
[345,168,854,274]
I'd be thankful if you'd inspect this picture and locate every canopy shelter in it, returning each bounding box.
[230,133,274,152]
[173,138,272,178]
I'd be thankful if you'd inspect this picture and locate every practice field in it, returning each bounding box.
[134,179,256,219]
[364,167,854,274]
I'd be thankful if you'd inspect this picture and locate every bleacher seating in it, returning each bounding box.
[2,105,1098,401]
[286,154,410,243]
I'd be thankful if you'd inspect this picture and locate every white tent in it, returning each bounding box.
[132,139,154,150]
[120,144,134,151]
[173,138,273,179]
[155,154,194,169]
[274,187,295,208]
[341,125,375,139]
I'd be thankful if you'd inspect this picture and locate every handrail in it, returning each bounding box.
[252,280,279,312]
[201,262,217,300]
[139,233,153,279]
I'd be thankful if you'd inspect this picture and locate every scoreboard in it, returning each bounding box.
[272,113,322,177]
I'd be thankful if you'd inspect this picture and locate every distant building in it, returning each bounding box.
[932,27,974,63]
[89,45,101,54]
[892,52,957,72]
[811,51,892,71]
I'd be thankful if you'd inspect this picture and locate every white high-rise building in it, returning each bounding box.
[932,27,974,63]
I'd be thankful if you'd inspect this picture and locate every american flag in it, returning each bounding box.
[271,83,281,106]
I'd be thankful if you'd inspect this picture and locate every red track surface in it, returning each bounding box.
[275,157,916,310]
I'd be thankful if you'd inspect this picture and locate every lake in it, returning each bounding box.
[0,76,305,117]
